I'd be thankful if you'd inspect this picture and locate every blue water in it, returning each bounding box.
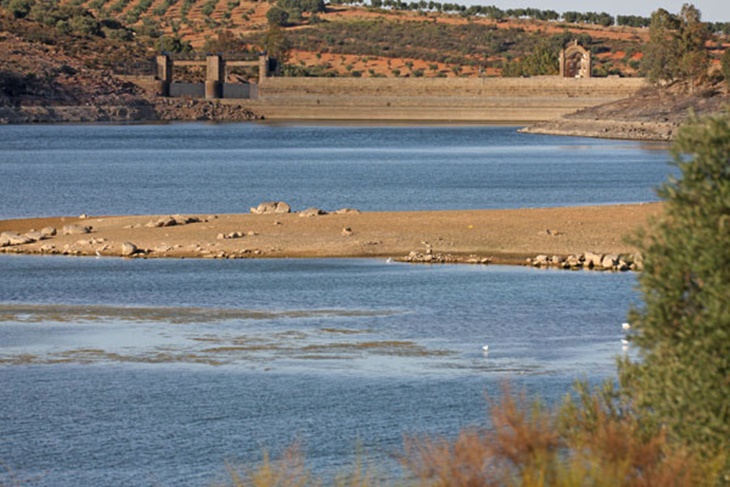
[0,123,670,218]
[0,124,664,486]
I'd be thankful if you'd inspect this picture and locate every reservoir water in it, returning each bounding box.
[0,123,670,217]
[0,124,671,485]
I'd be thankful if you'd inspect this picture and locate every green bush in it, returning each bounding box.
[7,0,33,18]
[68,14,100,35]
[155,35,193,54]
[619,114,730,477]
[266,6,289,26]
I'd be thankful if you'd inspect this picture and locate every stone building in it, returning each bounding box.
[559,40,591,78]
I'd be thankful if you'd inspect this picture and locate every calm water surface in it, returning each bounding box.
[0,123,670,218]
[0,124,662,485]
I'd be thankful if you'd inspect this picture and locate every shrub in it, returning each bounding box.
[722,48,730,89]
[619,113,730,477]
[266,5,289,26]
[7,0,33,18]
[400,383,707,486]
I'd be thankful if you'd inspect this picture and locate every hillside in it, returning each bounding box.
[2,0,664,80]
[0,11,258,122]
[1,0,729,128]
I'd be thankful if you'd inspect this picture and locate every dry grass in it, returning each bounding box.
[223,444,312,487]
[400,383,712,487]
[220,383,718,486]
[221,443,383,487]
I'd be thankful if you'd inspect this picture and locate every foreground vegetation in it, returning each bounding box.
[219,114,730,486]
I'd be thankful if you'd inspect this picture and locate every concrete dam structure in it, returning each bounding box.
[241,76,646,123]
[140,54,646,123]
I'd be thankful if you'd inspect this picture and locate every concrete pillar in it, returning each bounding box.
[582,51,592,78]
[258,55,269,84]
[205,55,223,99]
[155,55,172,96]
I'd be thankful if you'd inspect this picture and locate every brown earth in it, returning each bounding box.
[0,26,260,123]
[0,204,662,266]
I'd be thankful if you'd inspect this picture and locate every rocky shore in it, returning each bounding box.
[0,98,260,124]
[0,203,662,268]
[520,118,677,141]
[522,82,729,141]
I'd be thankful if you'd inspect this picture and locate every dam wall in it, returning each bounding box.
[243,76,646,122]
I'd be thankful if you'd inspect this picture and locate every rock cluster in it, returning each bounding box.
[299,207,327,217]
[62,224,92,235]
[1,227,57,247]
[144,215,201,228]
[250,201,292,215]
[400,250,492,264]
[400,250,457,264]
[528,251,641,271]
[250,201,362,217]
[217,231,245,240]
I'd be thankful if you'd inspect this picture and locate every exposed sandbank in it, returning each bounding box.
[0,204,661,266]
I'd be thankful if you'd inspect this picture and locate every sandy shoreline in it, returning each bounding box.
[0,204,661,267]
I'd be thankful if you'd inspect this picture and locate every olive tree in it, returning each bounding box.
[642,4,709,86]
[618,114,730,476]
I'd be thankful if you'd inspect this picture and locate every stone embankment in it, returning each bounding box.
[244,76,646,123]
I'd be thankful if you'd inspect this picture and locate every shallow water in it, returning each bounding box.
[0,124,657,485]
[0,256,639,485]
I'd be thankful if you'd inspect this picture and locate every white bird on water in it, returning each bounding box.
[622,322,631,330]
[482,344,489,352]
[621,338,629,346]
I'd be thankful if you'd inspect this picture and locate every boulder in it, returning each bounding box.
[333,208,361,215]
[63,224,92,235]
[250,201,291,215]
[564,255,582,269]
[145,216,177,228]
[299,208,327,217]
[532,255,549,267]
[25,230,44,242]
[601,254,619,269]
[121,242,138,256]
[583,252,603,269]
[1,231,32,246]
[40,226,57,238]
